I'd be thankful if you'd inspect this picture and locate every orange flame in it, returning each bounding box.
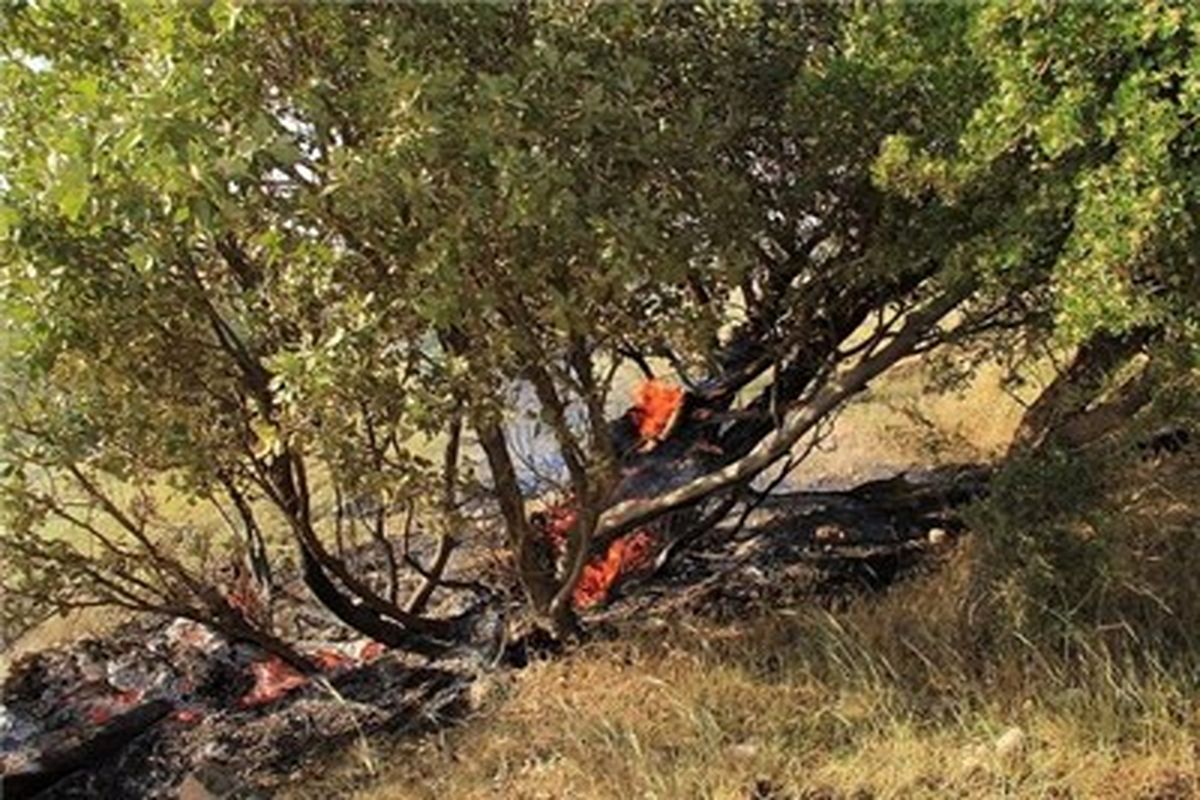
[572,530,654,608]
[239,656,308,708]
[631,379,684,446]
[534,502,656,608]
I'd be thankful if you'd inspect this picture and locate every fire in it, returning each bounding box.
[522,380,679,608]
[533,502,656,608]
[572,529,654,608]
[631,379,684,446]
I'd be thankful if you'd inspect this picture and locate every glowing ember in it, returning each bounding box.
[534,502,656,608]
[239,656,308,708]
[226,587,261,622]
[174,707,204,724]
[536,502,578,552]
[85,705,113,726]
[84,688,144,726]
[312,648,352,674]
[631,379,684,448]
[358,640,386,662]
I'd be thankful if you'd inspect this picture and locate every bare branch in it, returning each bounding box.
[594,282,972,540]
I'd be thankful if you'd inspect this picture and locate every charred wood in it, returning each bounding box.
[1,700,173,800]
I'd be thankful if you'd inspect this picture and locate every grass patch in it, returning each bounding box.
[322,569,1198,800]
[296,423,1200,800]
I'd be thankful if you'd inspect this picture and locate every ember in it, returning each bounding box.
[239,656,309,708]
[84,688,144,726]
[358,640,386,662]
[173,707,204,724]
[631,378,684,448]
[313,648,353,674]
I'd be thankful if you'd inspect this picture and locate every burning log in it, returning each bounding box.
[524,378,717,610]
[571,530,656,608]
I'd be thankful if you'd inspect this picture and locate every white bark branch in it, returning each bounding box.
[593,282,971,540]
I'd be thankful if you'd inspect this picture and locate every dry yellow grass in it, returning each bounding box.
[335,585,1198,800]
[301,359,1199,800]
[14,347,1198,800]
[790,358,1033,488]
[316,489,1200,800]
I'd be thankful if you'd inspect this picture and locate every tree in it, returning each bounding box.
[870,2,1200,447]
[1,2,1195,650]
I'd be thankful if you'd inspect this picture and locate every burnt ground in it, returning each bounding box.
[1,467,979,799]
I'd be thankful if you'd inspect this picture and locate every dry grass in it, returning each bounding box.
[13,350,1198,799]
[789,358,1033,488]
[336,560,1199,800]
[310,362,1200,800]
[327,469,1200,800]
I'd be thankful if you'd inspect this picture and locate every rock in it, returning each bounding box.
[994,726,1026,761]
[178,773,223,800]
[177,764,263,799]
[927,527,949,546]
[728,741,760,760]
[813,524,847,544]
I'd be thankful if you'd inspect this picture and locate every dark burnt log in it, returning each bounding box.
[1,700,173,800]
[698,464,989,555]
[816,463,993,519]
[593,285,973,550]
[624,463,989,603]
[298,548,455,659]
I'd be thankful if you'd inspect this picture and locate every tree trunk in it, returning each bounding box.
[474,416,560,613]
[298,548,452,657]
[1009,326,1158,456]
[593,284,971,544]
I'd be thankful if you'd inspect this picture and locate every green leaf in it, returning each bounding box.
[250,417,282,459]
[54,160,92,221]
[0,205,18,240]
